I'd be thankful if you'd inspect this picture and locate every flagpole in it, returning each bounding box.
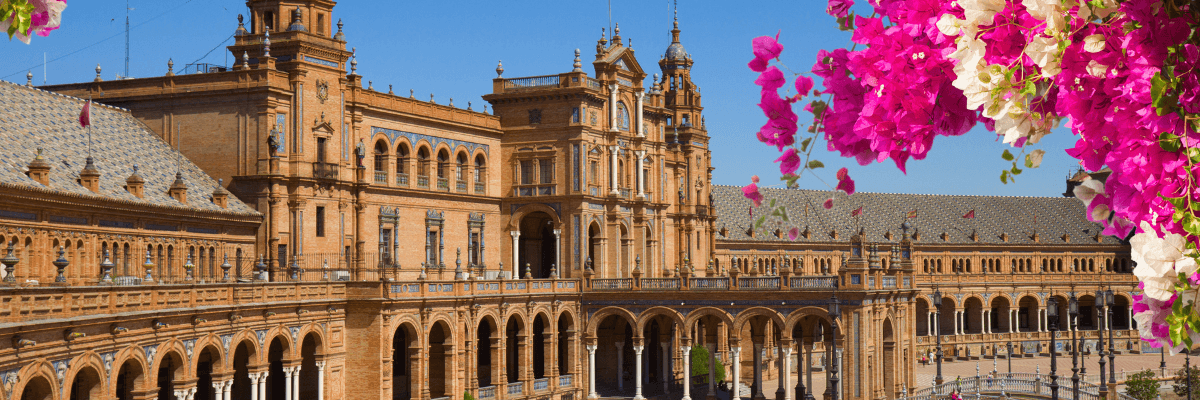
[87,95,92,158]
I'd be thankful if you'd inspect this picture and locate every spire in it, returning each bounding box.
[263,30,271,57]
[286,6,307,32]
[166,58,174,76]
[234,14,247,36]
[26,71,32,87]
[572,49,582,72]
[79,156,100,193]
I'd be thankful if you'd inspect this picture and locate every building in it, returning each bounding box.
[0,1,1138,400]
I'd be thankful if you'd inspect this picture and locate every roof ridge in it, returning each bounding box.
[0,79,131,113]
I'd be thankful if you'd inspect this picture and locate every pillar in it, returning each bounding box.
[804,341,813,400]
[223,380,233,400]
[781,345,793,400]
[608,84,619,132]
[616,342,625,392]
[636,150,646,199]
[587,343,599,399]
[283,367,295,400]
[510,231,520,278]
[731,346,742,400]
[249,373,261,400]
[553,229,562,275]
[635,91,645,138]
[752,344,763,399]
[213,381,225,400]
[258,371,268,400]
[634,344,645,400]
[682,344,692,400]
[707,344,717,400]
[316,361,326,400]
[609,146,620,195]
[928,312,934,336]
[661,343,670,394]
[292,365,301,400]
[984,310,990,334]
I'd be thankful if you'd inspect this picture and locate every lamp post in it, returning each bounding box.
[1106,289,1116,389]
[1069,294,1080,399]
[1047,297,1060,400]
[1095,290,1108,399]
[1006,342,1012,377]
[933,286,944,386]
[828,292,840,400]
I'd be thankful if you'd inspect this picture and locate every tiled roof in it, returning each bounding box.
[0,81,259,216]
[712,185,1122,246]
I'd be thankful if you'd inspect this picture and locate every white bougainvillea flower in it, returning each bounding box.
[1021,0,1066,33]
[960,0,1007,27]
[1083,34,1106,53]
[1073,178,1105,205]
[1087,60,1109,77]
[1024,35,1063,77]
[1131,221,1194,301]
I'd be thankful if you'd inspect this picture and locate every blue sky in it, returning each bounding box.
[2,0,1083,198]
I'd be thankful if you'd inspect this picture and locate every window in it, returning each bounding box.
[528,109,542,124]
[397,144,409,174]
[316,206,326,237]
[457,153,468,181]
[540,159,553,184]
[379,229,393,263]
[417,147,430,176]
[427,230,439,265]
[373,141,387,172]
[317,137,327,163]
[264,11,275,31]
[475,155,486,182]
[590,161,598,183]
[469,232,481,265]
[317,13,325,34]
[521,160,534,185]
[437,150,449,178]
[571,107,580,123]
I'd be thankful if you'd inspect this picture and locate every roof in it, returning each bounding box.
[712,185,1122,246]
[0,81,259,216]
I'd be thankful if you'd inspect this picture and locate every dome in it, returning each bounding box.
[665,42,689,61]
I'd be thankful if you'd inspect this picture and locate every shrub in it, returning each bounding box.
[1173,366,1200,399]
[1124,369,1160,400]
[464,391,475,400]
[690,345,726,383]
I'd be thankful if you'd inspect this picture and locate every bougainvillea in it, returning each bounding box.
[744,0,1200,353]
[0,0,66,44]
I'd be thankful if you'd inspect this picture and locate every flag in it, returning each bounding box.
[906,209,917,219]
[963,209,975,219]
[851,206,863,217]
[79,100,91,127]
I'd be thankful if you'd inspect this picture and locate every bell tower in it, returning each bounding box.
[657,13,704,136]
[245,0,335,36]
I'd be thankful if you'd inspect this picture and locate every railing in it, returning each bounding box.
[507,382,524,395]
[558,375,572,387]
[417,175,430,188]
[475,183,486,194]
[456,181,467,192]
[432,397,450,400]
[882,276,897,288]
[690,277,729,290]
[592,278,632,290]
[738,277,779,290]
[586,77,603,90]
[619,188,631,199]
[397,173,409,186]
[374,170,387,184]
[437,178,449,191]
[533,378,550,392]
[906,374,1133,400]
[313,162,338,180]
[504,75,560,90]
[641,278,680,290]
[790,276,837,289]
[478,386,496,399]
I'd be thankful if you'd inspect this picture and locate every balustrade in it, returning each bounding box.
[374,171,387,184]
[738,276,779,290]
[313,162,339,180]
[558,375,572,388]
[591,278,632,290]
[789,276,837,289]
[478,386,496,399]
[533,378,549,392]
[503,75,561,90]
[690,277,729,290]
[417,175,430,188]
[397,173,409,186]
[507,382,524,395]
[437,177,449,191]
[641,278,679,290]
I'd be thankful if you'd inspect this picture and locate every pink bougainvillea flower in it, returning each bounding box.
[822,198,834,209]
[835,167,855,194]
[788,227,800,241]
[794,76,814,98]
[775,149,802,175]
[826,0,853,18]
[748,31,784,72]
[742,182,763,207]
[755,66,787,93]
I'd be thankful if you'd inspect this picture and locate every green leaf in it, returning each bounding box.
[754,215,767,229]
[1011,165,1023,175]
[807,160,825,169]
[1162,193,1188,210]
[1000,170,1009,184]
[1020,80,1036,97]
[1183,214,1200,237]
[1160,132,1182,152]
[1188,147,1200,164]
[800,138,813,152]
[1001,149,1014,161]
[767,198,777,209]
[771,206,790,222]
[1152,71,1167,105]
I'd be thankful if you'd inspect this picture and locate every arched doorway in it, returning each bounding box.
[506,315,526,384]
[915,298,929,336]
[533,314,549,380]
[791,315,832,400]
[115,359,145,400]
[557,312,576,379]
[518,212,557,278]
[1017,296,1039,332]
[595,314,634,396]
[938,296,956,336]
[69,366,102,400]
[429,321,452,399]
[156,351,185,400]
[990,297,1011,333]
[301,333,322,399]
[21,375,54,400]
[196,346,219,400]
[882,319,896,400]
[478,317,499,388]
[588,223,601,271]
[267,337,288,400]
[232,341,256,399]
[393,323,419,400]
[963,297,983,334]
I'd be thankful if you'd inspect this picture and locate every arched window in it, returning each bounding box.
[437,149,449,179]
[373,141,388,172]
[475,154,486,183]
[417,147,430,176]
[457,152,468,181]
[397,143,410,174]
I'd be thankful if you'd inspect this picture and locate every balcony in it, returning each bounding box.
[313,162,339,180]
[397,173,409,187]
[437,178,449,191]
[502,74,561,91]
[417,175,430,188]
[373,171,387,185]
[456,181,467,193]
[507,382,524,395]
[475,183,486,194]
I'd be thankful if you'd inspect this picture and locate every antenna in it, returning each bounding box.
[607,0,612,40]
[125,0,131,78]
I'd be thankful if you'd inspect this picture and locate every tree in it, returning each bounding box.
[463,391,476,400]
[689,345,726,384]
[1173,366,1200,399]
[1125,369,1160,400]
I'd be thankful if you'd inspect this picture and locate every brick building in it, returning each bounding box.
[0,1,1138,400]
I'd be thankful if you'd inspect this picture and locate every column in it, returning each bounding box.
[316,361,326,400]
[752,344,763,399]
[635,91,645,137]
[616,342,625,392]
[258,371,269,400]
[249,373,261,400]
[731,346,742,400]
[223,380,233,400]
[928,312,934,335]
[707,344,717,400]
[984,310,990,334]
[292,365,302,400]
[633,344,645,400]
[682,345,692,400]
[1010,310,1016,332]
[587,344,599,399]
[510,231,520,278]
[214,381,225,400]
[609,146,620,195]
[804,341,813,400]
[1128,308,1133,330]
[954,311,960,335]
[553,229,562,274]
[661,343,670,394]
[283,367,295,400]
[781,346,793,400]
[635,150,646,199]
[608,84,619,132]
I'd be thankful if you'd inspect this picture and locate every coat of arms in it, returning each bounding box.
[316,79,329,103]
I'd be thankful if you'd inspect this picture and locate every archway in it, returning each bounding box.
[915,298,929,336]
[518,212,557,278]
[937,296,956,336]
[990,297,1011,333]
[558,312,576,379]
[267,337,288,400]
[69,366,102,400]
[21,375,54,400]
[156,351,185,400]
[882,319,896,400]
[478,316,498,388]
[596,314,635,396]
[533,314,549,379]
[429,321,452,399]
[393,323,419,400]
[506,315,526,384]
[116,358,145,400]
[301,333,322,399]
[196,346,219,400]
[1017,296,1039,332]
[790,315,833,400]
[232,341,256,399]
[1079,294,1098,330]
[735,314,779,400]
[1051,295,1070,332]
[963,297,983,334]
[1113,294,1131,329]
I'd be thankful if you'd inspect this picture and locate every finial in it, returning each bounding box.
[333,19,345,41]
[368,81,373,90]
[388,84,393,94]
[483,104,488,113]
[614,23,620,37]
[167,58,174,76]
[242,51,249,68]
[467,101,472,110]
[26,71,32,87]
[496,60,504,78]
[449,97,454,107]
[350,47,357,74]
[235,14,247,36]
[95,64,102,82]
[629,38,632,49]
[264,30,271,57]
[573,49,582,72]
[430,93,435,103]
[410,88,414,98]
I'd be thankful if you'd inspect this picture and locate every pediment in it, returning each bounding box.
[595,46,647,78]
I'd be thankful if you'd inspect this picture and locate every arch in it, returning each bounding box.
[508,204,563,230]
[193,334,228,373]
[963,296,985,334]
[731,307,788,340]
[635,306,685,333]
[915,298,930,336]
[532,313,551,379]
[782,307,834,336]
[585,306,638,337]
[113,354,146,400]
[517,211,559,279]
[17,367,57,400]
[504,313,527,384]
[195,345,220,400]
[682,307,736,335]
[882,318,897,399]
[477,314,500,387]
[396,140,412,175]
[1017,295,1040,332]
[989,296,1013,333]
[65,355,105,400]
[267,336,290,400]
[230,339,257,400]
[152,350,186,400]
[393,321,420,400]
[556,309,577,381]
[428,320,454,398]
